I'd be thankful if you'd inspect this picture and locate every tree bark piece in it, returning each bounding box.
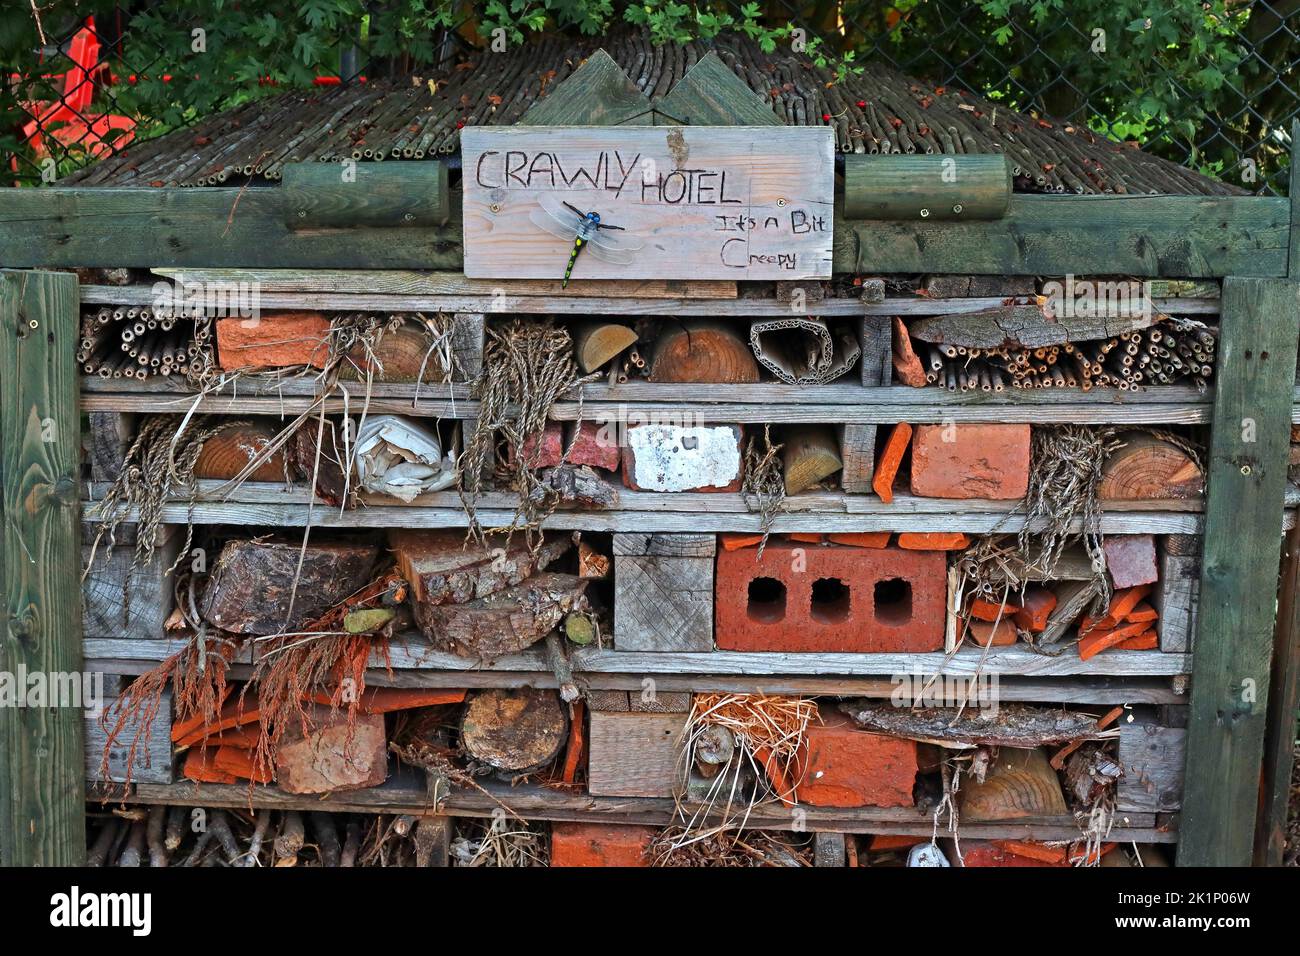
[649,320,759,383]
[1098,433,1204,500]
[388,528,571,606]
[200,538,378,634]
[275,705,389,794]
[781,424,843,494]
[573,320,639,373]
[838,702,1113,749]
[960,747,1069,821]
[909,303,1156,350]
[460,688,568,772]
[414,572,589,658]
[530,464,621,508]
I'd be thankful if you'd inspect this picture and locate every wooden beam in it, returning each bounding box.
[280,161,449,229]
[0,185,463,269]
[1179,277,1300,866]
[656,51,780,126]
[1257,523,1300,864]
[519,49,651,126]
[844,155,1012,220]
[0,270,86,866]
[836,194,1289,278]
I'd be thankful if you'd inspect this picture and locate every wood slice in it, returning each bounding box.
[960,747,1069,821]
[341,323,455,383]
[193,421,293,483]
[1098,433,1204,500]
[460,687,568,772]
[572,321,638,373]
[648,320,759,383]
[412,572,589,657]
[388,528,571,605]
[782,424,843,494]
[199,538,378,634]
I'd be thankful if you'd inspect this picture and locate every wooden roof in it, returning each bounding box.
[68,28,1238,196]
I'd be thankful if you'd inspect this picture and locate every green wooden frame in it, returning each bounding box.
[0,270,85,866]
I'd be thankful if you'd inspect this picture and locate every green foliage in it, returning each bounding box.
[1,0,1292,190]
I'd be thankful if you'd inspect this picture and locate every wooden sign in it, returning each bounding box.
[461,126,834,281]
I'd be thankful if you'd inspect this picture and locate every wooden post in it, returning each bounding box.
[1178,276,1300,866]
[0,269,86,866]
[1255,120,1300,865]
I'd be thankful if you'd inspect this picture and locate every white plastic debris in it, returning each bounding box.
[907,843,950,867]
[353,415,456,502]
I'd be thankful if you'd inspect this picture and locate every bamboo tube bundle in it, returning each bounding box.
[914,319,1218,394]
[76,309,201,380]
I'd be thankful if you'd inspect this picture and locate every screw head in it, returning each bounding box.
[1241,465,1252,476]
[920,208,930,218]
[952,203,963,214]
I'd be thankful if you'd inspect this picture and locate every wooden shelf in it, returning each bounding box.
[121,773,1177,842]
[85,479,1277,534]
[85,633,1191,678]
[80,282,1221,319]
[81,378,1215,425]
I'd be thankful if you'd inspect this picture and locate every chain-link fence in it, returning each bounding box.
[5,1,1298,193]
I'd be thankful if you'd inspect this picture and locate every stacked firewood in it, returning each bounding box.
[78,307,198,380]
[920,325,1217,392]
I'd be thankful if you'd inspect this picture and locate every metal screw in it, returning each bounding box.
[776,198,787,207]
[403,212,415,222]
[28,319,38,329]
[952,203,963,214]
[920,208,930,218]
[297,210,306,218]
[1241,465,1252,476]
[490,202,501,213]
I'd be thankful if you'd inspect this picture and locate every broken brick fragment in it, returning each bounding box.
[910,424,1030,500]
[550,822,656,867]
[872,423,912,503]
[795,712,918,808]
[897,532,970,551]
[215,311,330,370]
[1013,586,1057,633]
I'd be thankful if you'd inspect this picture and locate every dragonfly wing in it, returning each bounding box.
[586,227,646,265]
[528,203,578,242]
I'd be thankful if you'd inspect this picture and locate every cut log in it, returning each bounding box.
[193,420,293,482]
[587,711,686,797]
[413,572,590,657]
[577,539,610,579]
[1098,433,1204,500]
[781,424,843,494]
[572,320,638,373]
[960,747,1070,821]
[837,423,877,493]
[648,320,759,383]
[388,528,571,606]
[340,322,460,383]
[275,705,388,794]
[199,538,378,634]
[460,688,568,772]
[88,411,135,482]
[82,527,180,641]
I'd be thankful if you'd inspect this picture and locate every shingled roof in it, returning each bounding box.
[68,28,1239,196]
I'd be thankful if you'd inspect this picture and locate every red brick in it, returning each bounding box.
[715,542,946,652]
[897,532,970,551]
[1103,535,1158,589]
[789,533,824,543]
[513,421,564,469]
[828,532,892,548]
[910,424,1030,500]
[967,618,1017,647]
[720,533,763,551]
[566,421,621,471]
[1014,586,1057,632]
[215,311,330,370]
[961,839,1068,867]
[872,423,912,503]
[622,423,744,492]
[969,598,1015,622]
[550,822,656,867]
[796,712,917,808]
